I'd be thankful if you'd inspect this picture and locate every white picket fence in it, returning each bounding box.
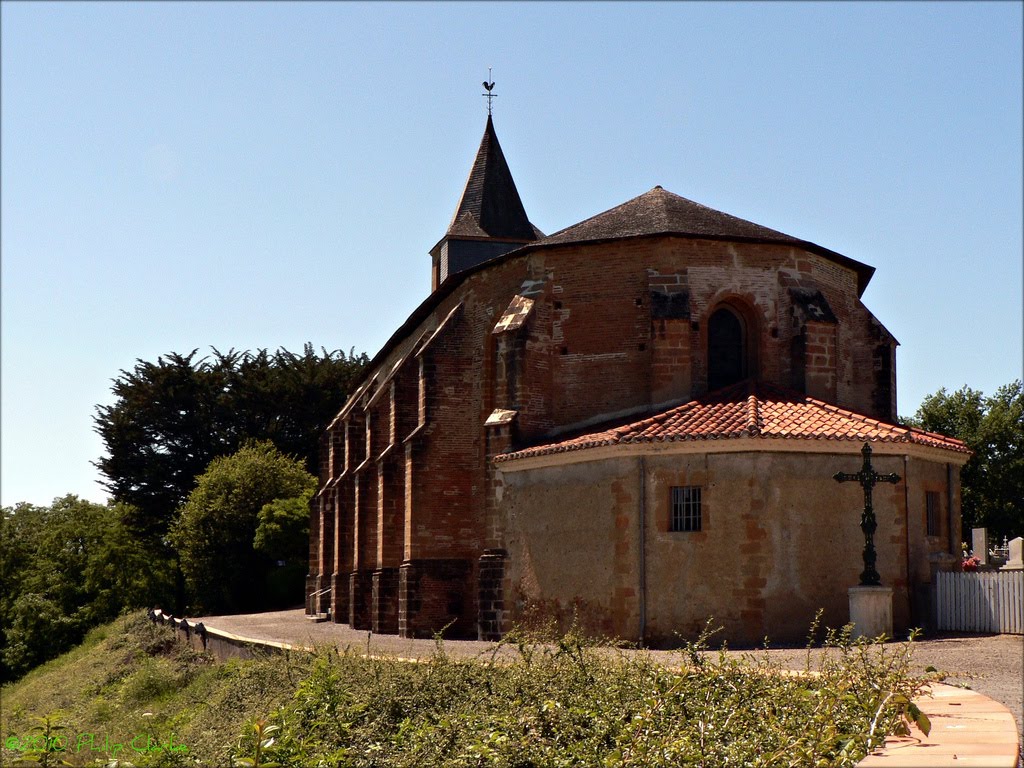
[935,570,1024,634]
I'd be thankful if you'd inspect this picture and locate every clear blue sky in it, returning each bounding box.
[2,2,1021,508]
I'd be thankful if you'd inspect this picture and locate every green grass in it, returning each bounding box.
[1,613,930,767]
[2,613,300,767]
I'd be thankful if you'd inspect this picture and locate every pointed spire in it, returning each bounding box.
[430,112,542,291]
[445,115,539,242]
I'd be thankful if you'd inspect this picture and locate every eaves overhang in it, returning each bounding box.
[495,436,972,474]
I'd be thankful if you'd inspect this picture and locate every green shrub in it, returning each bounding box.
[233,623,929,768]
[2,613,931,768]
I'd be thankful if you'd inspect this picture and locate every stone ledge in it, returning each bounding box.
[859,683,1020,767]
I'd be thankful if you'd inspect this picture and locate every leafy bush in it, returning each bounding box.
[0,497,174,683]
[2,613,931,768]
[234,623,929,768]
[169,441,316,614]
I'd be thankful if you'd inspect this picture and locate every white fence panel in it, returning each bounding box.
[936,570,1024,634]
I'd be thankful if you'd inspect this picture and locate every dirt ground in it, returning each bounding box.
[197,610,1023,746]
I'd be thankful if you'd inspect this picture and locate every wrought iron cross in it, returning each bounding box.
[833,443,901,586]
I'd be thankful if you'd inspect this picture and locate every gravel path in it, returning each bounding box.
[197,610,1023,746]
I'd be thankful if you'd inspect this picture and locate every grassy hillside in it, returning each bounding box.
[2,612,931,767]
[1,612,300,767]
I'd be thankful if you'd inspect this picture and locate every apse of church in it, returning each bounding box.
[308,110,968,646]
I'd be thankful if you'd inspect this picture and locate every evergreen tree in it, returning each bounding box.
[94,344,366,543]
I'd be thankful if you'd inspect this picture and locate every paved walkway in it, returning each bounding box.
[196,609,1024,750]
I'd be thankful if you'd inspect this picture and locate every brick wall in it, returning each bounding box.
[804,320,838,402]
[313,233,907,637]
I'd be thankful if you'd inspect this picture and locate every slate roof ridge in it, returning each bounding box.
[532,186,875,297]
[540,186,799,245]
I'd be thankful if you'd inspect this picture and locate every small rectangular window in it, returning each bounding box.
[925,491,941,537]
[670,486,702,532]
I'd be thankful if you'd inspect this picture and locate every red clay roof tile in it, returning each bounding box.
[495,381,970,462]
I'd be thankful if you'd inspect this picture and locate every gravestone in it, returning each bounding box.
[1005,537,1023,570]
[972,527,988,565]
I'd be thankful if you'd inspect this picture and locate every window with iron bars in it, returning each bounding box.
[670,486,702,532]
[925,491,941,537]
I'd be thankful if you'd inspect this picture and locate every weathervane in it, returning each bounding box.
[482,67,496,115]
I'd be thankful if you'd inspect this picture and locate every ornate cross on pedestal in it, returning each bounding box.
[833,443,901,586]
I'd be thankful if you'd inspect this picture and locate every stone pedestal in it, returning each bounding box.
[1004,537,1024,570]
[330,573,348,624]
[398,559,472,639]
[849,585,893,640]
[349,571,371,630]
[305,574,320,615]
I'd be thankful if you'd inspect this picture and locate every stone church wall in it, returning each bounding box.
[499,457,642,640]
[499,447,935,646]
[523,236,895,427]
[316,233,909,640]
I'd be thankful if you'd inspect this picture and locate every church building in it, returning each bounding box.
[306,110,970,645]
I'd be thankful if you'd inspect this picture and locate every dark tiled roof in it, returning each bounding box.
[535,187,875,297]
[495,381,969,462]
[446,116,541,242]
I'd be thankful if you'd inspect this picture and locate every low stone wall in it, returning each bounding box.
[147,609,311,661]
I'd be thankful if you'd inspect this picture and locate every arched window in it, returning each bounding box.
[707,306,748,391]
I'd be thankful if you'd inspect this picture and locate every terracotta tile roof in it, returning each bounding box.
[495,382,970,462]
[535,187,876,297]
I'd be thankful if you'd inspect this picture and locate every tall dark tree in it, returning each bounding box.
[906,381,1024,540]
[94,344,366,543]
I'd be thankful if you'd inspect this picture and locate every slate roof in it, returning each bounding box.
[334,138,882,416]
[495,381,969,462]
[445,116,542,242]
[535,187,876,297]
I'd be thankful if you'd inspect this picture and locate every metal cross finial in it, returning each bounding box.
[482,67,496,115]
[834,443,901,586]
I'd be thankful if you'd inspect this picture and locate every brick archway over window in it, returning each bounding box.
[707,304,753,391]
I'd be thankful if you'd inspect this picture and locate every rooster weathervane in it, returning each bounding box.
[482,67,496,115]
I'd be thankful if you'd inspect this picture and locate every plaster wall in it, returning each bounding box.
[500,459,641,639]
[499,449,930,646]
[643,451,909,645]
